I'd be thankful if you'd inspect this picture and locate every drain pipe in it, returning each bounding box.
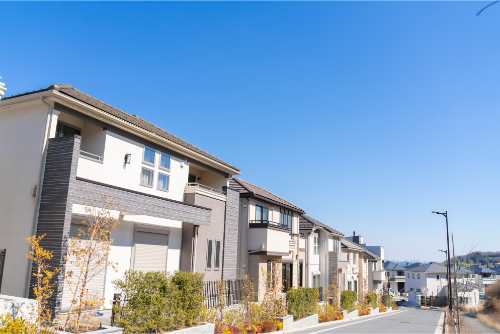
[24,97,55,298]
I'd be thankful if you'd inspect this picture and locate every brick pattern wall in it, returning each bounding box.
[222,187,240,280]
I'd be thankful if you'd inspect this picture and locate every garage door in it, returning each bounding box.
[133,229,169,272]
[61,223,107,311]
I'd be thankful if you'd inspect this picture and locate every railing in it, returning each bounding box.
[249,220,289,229]
[79,150,104,163]
[203,279,249,308]
[0,249,5,293]
[389,275,405,281]
[186,182,225,195]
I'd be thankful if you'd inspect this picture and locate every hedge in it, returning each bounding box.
[382,295,392,307]
[366,292,377,308]
[286,287,317,320]
[112,270,205,333]
[341,290,357,310]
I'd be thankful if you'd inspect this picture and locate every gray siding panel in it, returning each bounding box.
[222,187,240,280]
[328,252,339,286]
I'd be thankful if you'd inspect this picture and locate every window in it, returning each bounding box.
[256,205,269,223]
[347,252,350,262]
[410,288,414,291]
[55,122,81,137]
[188,174,196,183]
[333,238,340,252]
[386,271,389,277]
[313,275,320,288]
[446,275,448,279]
[157,173,169,191]
[408,273,410,278]
[354,281,357,292]
[214,240,221,270]
[281,210,292,229]
[374,262,377,271]
[417,288,421,292]
[418,274,420,279]
[206,239,213,270]
[412,273,415,279]
[143,147,155,165]
[348,281,352,291]
[437,274,440,280]
[313,236,319,255]
[140,168,154,187]
[160,153,170,170]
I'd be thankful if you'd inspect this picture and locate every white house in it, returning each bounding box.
[469,265,497,294]
[299,215,343,297]
[405,263,480,307]
[0,83,241,313]
[340,239,368,295]
[384,261,407,294]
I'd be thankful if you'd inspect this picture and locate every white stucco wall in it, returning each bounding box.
[0,101,50,297]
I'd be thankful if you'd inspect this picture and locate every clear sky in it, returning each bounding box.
[2,1,499,262]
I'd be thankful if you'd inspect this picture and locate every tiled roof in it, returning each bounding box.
[228,177,305,213]
[470,265,496,274]
[299,215,344,236]
[341,238,365,252]
[405,263,422,270]
[493,267,500,274]
[363,248,381,261]
[405,263,449,273]
[384,261,407,271]
[2,84,239,172]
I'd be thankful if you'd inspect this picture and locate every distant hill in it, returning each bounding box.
[451,251,500,266]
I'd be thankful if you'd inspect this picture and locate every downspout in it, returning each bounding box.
[24,96,55,298]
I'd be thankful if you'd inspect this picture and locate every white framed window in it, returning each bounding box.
[313,275,320,288]
[417,288,421,292]
[143,147,156,166]
[160,153,171,170]
[157,173,169,192]
[140,167,154,187]
[437,274,440,280]
[418,274,420,279]
[411,288,414,291]
[214,240,221,270]
[408,273,410,278]
[412,273,415,279]
[313,236,319,255]
[206,239,213,270]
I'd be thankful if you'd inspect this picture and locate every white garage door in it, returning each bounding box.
[133,230,169,272]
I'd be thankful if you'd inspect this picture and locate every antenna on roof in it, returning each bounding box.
[353,231,355,236]
[0,77,6,99]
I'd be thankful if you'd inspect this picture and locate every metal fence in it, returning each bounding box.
[0,249,5,293]
[422,296,448,307]
[203,279,249,308]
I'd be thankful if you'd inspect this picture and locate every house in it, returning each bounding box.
[339,239,368,295]
[0,83,241,313]
[298,215,344,296]
[405,263,480,307]
[493,266,500,282]
[384,261,407,294]
[469,265,497,294]
[346,234,385,293]
[228,177,304,301]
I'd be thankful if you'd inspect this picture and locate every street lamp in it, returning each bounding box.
[433,211,453,313]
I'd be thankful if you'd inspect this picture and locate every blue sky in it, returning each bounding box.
[2,1,499,262]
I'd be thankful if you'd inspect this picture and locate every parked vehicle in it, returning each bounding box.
[388,288,396,297]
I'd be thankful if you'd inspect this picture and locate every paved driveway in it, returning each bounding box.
[289,307,443,334]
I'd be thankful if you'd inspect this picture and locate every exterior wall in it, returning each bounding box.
[0,101,50,297]
[248,228,290,254]
[247,254,281,301]
[184,193,226,281]
[222,187,239,280]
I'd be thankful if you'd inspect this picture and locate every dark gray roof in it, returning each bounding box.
[2,84,239,172]
[384,261,407,271]
[493,267,500,274]
[405,263,449,273]
[228,177,305,213]
[299,215,344,236]
[363,249,381,261]
[405,263,423,270]
[341,238,365,252]
[470,265,496,274]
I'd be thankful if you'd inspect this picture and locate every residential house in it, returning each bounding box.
[384,261,407,294]
[299,215,344,296]
[405,263,480,307]
[470,265,497,294]
[340,239,368,295]
[228,177,304,301]
[0,83,241,313]
[346,234,384,293]
[493,266,500,282]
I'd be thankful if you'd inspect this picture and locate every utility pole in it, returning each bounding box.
[433,211,453,313]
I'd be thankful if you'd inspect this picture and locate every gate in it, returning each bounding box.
[0,249,5,293]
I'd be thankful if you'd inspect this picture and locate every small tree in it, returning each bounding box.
[61,196,119,333]
[261,259,286,318]
[25,234,60,334]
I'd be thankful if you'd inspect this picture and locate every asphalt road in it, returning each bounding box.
[289,307,443,334]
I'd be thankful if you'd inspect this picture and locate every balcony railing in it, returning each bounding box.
[389,275,405,281]
[79,150,103,163]
[186,183,225,195]
[249,220,290,229]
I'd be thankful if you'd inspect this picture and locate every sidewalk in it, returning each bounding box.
[461,312,500,334]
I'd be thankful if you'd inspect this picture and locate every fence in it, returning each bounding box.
[0,249,5,293]
[422,296,448,307]
[203,279,249,308]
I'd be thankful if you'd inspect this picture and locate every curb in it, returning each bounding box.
[434,310,445,334]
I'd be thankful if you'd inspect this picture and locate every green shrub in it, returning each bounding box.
[382,295,392,307]
[286,287,317,320]
[366,292,377,308]
[112,270,205,333]
[341,290,357,310]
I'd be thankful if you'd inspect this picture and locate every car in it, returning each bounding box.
[401,292,408,298]
[388,288,396,297]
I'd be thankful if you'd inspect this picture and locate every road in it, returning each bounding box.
[289,307,443,334]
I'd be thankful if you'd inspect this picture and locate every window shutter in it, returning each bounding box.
[134,231,168,272]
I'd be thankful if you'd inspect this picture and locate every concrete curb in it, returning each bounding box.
[434,310,445,334]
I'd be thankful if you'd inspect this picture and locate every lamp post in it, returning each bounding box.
[433,211,453,313]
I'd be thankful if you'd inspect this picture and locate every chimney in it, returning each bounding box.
[0,78,6,99]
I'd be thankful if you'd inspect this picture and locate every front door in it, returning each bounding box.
[282,263,293,292]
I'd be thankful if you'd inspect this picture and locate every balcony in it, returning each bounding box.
[372,270,385,281]
[248,220,291,256]
[389,275,405,282]
[185,182,227,201]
